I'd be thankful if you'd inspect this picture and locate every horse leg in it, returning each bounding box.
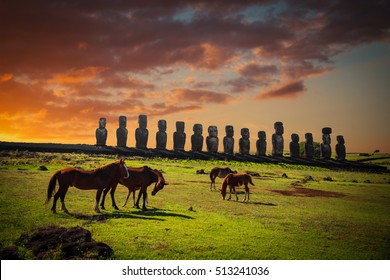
[51,189,61,213]
[135,189,142,209]
[142,189,148,211]
[59,185,70,213]
[100,187,110,210]
[94,188,104,213]
[227,185,232,200]
[109,185,119,210]
[233,186,238,201]
[210,176,214,191]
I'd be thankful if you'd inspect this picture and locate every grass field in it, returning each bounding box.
[0,150,389,259]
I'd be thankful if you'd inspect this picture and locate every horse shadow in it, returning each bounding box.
[130,207,195,220]
[231,201,277,206]
[62,207,194,222]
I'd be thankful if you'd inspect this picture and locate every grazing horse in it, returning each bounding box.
[46,159,129,213]
[101,166,168,211]
[209,167,236,191]
[220,173,254,202]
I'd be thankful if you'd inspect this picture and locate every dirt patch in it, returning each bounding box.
[269,187,345,198]
[0,225,113,260]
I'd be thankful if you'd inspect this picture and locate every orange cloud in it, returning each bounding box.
[48,66,107,85]
[256,80,306,100]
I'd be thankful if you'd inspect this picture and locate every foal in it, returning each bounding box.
[220,173,254,202]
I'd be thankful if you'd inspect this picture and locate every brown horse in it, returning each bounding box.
[209,167,236,191]
[101,166,168,211]
[220,173,254,202]
[46,159,129,213]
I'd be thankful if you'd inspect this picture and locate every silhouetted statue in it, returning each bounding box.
[173,121,186,151]
[116,116,128,147]
[191,124,203,152]
[289,133,300,158]
[256,131,266,156]
[335,135,346,161]
[206,125,218,153]
[239,128,250,155]
[156,120,167,149]
[304,133,314,159]
[321,127,332,159]
[96,117,108,146]
[223,125,234,154]
[135,114,148,148]
[272,121,284,156]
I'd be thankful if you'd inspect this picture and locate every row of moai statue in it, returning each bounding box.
[96,116,346,160]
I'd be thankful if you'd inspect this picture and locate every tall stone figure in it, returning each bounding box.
[173,121,186,151]
[191,124,204,152]
[335,135,346,161]
[256,131,267,156]
[321,127,332,159]
[206,125,218,153]
[289,133,300,158]
[156,120,167,149]
[239,128,250,155]
[116,116,128,147]
[272,121,284,156]
[96,117,108,146]
[304,133,314,159]
[223,125,234,154]
[135,114,148,149]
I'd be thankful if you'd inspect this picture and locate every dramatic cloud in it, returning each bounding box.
[256,80,306,100]
[1,0,389,147]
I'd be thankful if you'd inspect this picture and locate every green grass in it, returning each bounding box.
[0,151,389,259]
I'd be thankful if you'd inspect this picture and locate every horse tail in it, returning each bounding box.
[249,175,255,186]
[46,170,60,203]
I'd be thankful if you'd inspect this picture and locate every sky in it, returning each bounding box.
[1,0,389,153]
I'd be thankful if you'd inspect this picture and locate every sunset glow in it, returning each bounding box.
[1,0,389,153]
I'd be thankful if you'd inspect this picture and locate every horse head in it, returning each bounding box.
[151,169,168,196]
[118,158,130,179]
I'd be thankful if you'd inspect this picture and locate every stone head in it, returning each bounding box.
[291,133,299,142]
[305,133,313,143]
[176,121,185,132]
[193,124,203,135]
[274,121,284,135]
[138,114,147,129]
[158,120,167,132]
[241,128,249,139]
[337,135,345,145]
[258,131,266,140]
[119,116,126,128]
[208,126,218,137]
[225,125,234,137]
[99,117,106,128]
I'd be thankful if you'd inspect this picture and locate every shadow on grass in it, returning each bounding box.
[62,207,194,222]
[228,200,277,206]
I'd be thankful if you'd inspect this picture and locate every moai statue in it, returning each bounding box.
[135,114,148,148]
[116,116,128,147]
[156,120,167,149]
[335,135,346,161]
[191,124,204,152]
[96,117,108,146]
[321,127,332,159]
[206,125,219,153]
[289,133,300,158]
[173,121,186,151]
[239,128,250,155]
[223,125,234,154]
[272,121,284,156]
[304,133,314,159]
[256,131,267,156]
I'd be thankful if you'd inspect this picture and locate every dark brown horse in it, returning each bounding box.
[101,166,168,211]
[209,167,236,191]
[46,159,129,213]
[220,173,254,202]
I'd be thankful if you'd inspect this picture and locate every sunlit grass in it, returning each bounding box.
[0,151,389,259]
